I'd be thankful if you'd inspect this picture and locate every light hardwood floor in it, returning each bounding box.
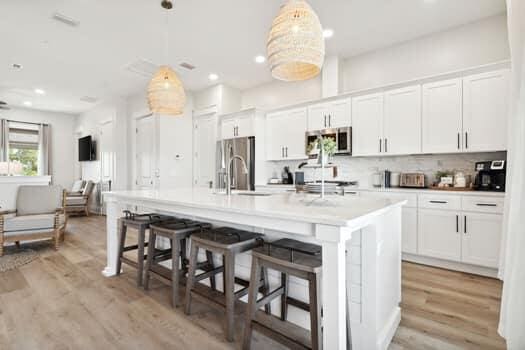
[0,216,506,350]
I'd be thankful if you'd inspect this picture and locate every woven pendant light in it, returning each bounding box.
[267,0,325,81]
[147,0,186,115]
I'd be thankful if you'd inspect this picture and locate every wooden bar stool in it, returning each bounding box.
[184,227,270,342]
[143,219,216,307]
[115,210,174,287]
[242,238,323,350]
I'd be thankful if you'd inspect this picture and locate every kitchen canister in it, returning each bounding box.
[390,172,400,187]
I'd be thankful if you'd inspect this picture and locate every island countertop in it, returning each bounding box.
[103,188,406,228]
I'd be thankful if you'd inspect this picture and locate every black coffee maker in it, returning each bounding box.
[473,160,506,192]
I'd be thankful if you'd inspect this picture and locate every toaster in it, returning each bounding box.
[399,173,426,188]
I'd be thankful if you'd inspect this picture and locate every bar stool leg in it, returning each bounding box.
[116,220,127,276]
[206,250,216,291]
[137,227,147,287]
[180,238,188,273]
[280,272,289,321]
[261,267,271,315]
[184,243,199,315]
[224,251,235,342]
[171,237,181,307]
[143,229,157,291]
[242,255,261,350]
[309,273,323,350]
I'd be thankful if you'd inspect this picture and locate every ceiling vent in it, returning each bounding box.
[52,12,80,27]
[179,62,196,70]
[80,96,98,104]
[124,59,160,78]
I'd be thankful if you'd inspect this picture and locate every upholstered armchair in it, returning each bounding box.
[0,185,66,257]
[64,180,94,216]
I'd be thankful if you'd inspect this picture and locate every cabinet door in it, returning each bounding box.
[463,70,509,152]
[266,112,286,161]
[221,118,236,139]
[328,98,351,128]
[352,93,384,156]
[193,115,217,187]
[307,104,329,131]
[236,115,253,138]
[418,209,461,261]
[462,213,502,268]
[422,79,463,153]
[283,108,308,159]
[384,85,421,155]
[402,207,418,255]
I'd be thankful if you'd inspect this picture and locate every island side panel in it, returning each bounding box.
[102,197,121,277]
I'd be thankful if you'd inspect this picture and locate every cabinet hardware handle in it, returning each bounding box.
[430,200,448,204]
[456,215,459,233]
[285,147,288,157]
[385,138,388,153]
[379,139,382,153]
[464,215,467,234]
[324,115,327,128]
[465,132,468,149]
[281,147,284,158]
[476,203,497,207]
[457,133,460,149]
[329,114,331,127]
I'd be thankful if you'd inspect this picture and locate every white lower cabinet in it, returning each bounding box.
[418,209,461,262]
[461,213,502,268]
[402,207,418,254]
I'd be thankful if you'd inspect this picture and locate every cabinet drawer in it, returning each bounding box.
[462,196,504,214]
[418,194,461,210]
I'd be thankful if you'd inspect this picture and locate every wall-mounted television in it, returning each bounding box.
[78,135,96,161]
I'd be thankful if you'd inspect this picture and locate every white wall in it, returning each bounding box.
[343,15,510,92]
[1,107,77,189]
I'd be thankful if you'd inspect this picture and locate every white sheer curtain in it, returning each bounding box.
[37,123,51,176]
[0,119,8,162]
[498,1,525,348]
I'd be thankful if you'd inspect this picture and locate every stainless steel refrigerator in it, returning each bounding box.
[216,136,255,191]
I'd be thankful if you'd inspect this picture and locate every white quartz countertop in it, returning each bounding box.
[104,188,405,227]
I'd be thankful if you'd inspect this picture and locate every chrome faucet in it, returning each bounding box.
[225,145,249,195]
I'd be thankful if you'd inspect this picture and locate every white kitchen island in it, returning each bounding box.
[103,188,405,350]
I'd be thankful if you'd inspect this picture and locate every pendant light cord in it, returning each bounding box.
[164,9,169,65]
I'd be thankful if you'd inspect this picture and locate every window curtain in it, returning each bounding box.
[0,119,8,162]
[37,123,51,176]
[498,0,525,348]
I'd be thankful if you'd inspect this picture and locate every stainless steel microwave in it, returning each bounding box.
[305,127,352,157]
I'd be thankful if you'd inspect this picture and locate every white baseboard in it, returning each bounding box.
[402,253,498,278]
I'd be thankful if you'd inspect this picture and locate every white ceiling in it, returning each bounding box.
[0,0,506,114]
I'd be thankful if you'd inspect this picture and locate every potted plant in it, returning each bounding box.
[307,137,337,164]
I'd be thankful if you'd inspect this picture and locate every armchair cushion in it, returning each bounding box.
[65,196,88,206]
[3,213,66,235]
[16,185,63,216]
[71,180,85,193]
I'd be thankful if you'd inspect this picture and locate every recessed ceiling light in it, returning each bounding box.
[34,88,45,95]
[208,73,219,81]
[254,55,266,63]
[23,101,32,107]
[323,29,334,39]
[12,63,23,69]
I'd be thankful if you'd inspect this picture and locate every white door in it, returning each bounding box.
[328,98,351,129]
[384,85,421,155]
[402,207,418,255]
[462,213,502,268]
[221,118,236,139]
[422,78,463,153]
[418,209,461,262]
[99,120,115,186]
[307,104,329,131]
[194,114,217,187]
[463,70,509,152]
[352,93,384,156]
[135,115,157,189]
[283,108,308,160]
[266,111,286,161]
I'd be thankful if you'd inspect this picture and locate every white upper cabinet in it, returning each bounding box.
[383,85,422,155]
[463,70,509,152]
[422,78,463,154]
[307,98,351,131]
[266,108,308,161]
[352,93,384,156]
[219,111,254,139]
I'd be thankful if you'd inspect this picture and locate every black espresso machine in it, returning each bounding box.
[473,160,506,192]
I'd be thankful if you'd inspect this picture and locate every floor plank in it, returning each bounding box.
[0,216,506,349]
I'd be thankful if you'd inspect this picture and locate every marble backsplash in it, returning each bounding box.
[266,151,507,188]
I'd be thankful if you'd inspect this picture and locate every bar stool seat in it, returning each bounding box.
[143,219,215,307]
[116,211,175,286]
[243,239,323,350]
[185,227,270,342]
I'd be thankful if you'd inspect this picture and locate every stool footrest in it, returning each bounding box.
[194,266,224,283]
[252,311,311,350]
[256,286,285,309]
[286,296,310,312]
[122,242,149,252]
